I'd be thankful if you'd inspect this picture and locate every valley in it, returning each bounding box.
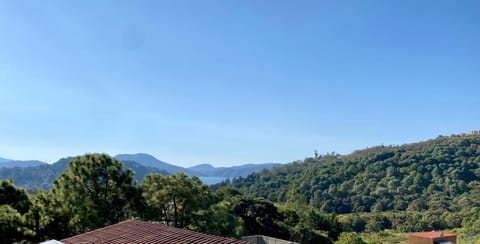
[0,153,280,190]
[1,132,480,243]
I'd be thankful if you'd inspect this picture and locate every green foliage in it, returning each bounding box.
[0,179,32,214]
[360,230,408,244]
[0,204,34,243]
[192,199,245,238]
[0,179,35,242]
[291,223,333,244]
[340,214,366,232]
[231,196,290,239]
[50,154,138,235]
[140,173,337,241]
[365,215,391,233]
[140,173,245,237]
[335,232,366,244]
[5,133,480,243]
[23,189,79,241]
[0,155,340,243]
[141,173,215,228]
[220,133,480,231]
[228,197,335,243]
[299,209,342,240]
[461,207,480,235]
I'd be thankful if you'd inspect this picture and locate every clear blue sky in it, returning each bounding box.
[1,1,479,167]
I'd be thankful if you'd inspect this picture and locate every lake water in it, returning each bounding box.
[199,176,229,185]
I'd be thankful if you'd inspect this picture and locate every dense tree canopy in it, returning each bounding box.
[139,173,337,242]
[335,232,365,244]
[0,179,32,214]
[217,133,480,233]
[141,173,214,228]
[0,204,33,243]
[51,154,138,234]
[0,154,344,243]
[2,134,480,243]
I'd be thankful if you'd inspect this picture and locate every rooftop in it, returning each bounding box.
[62,219,250,244]
[409,231,456,239]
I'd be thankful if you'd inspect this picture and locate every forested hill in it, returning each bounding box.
[217,132,480,215]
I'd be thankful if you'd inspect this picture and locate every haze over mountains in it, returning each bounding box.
[115,153,282,177]
[114,153,195,175]
[0,157,46,168]
[0,153,281,190]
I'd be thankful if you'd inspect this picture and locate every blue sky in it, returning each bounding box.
[1,1,479,166]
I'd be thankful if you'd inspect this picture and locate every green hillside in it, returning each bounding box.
[216,132,480,232]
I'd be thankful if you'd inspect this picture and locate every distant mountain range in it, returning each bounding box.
[114,153,197,175]
[0,157,46,168]
[0,153,281,190]
[114,153,282,177]
[0,157,168,191]
[186,162,282,177]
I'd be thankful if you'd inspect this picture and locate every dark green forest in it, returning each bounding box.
[2,133,480,243]
[216,133,480,236]
[0,154,341,244]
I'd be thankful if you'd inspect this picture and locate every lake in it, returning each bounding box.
[199,176,229,185]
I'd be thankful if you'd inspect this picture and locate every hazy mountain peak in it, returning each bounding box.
[0,157,13,163]
[0,157,46,168]
[114,153,164,164]
[188,164,216,172]
[114,153,188,174]
[116,153,158,159]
